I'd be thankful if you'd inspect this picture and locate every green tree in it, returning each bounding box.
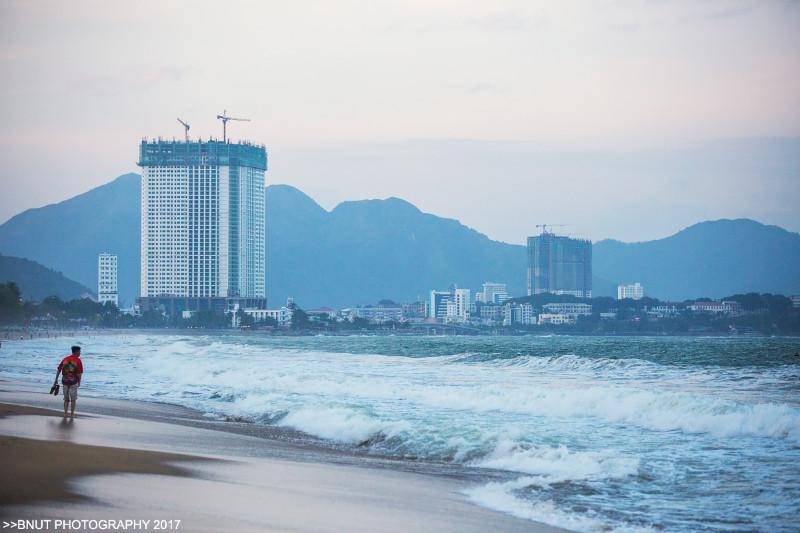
[0,282,23,323]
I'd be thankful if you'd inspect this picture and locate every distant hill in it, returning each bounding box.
[267,185,525,307]
[593,219,800,300]
[1,174,798,306]
[0,254,93,302]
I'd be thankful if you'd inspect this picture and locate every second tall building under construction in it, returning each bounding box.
[527,231,592,298]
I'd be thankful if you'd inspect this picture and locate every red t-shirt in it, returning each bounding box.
[58,355,83,386]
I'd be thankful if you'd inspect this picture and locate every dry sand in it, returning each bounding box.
[0,390,566,532]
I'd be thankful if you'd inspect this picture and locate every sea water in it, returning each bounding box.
[3,334,799,532]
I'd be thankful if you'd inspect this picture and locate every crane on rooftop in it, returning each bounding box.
[177,118,190,142]
[216,110,250,142]
[536,224,568,235]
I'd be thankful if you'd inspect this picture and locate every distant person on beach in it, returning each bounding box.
[55,346,83,419]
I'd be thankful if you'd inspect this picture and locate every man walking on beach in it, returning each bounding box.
[55,346,83,419]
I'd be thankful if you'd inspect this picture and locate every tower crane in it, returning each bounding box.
[177,118,190,142]
[536,224,568,235]
[216,110,250,142]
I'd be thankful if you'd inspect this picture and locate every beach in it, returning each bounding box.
[0,385,562,532]
[2,334,798,531]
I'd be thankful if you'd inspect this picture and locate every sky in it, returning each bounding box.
[0,0,798,243]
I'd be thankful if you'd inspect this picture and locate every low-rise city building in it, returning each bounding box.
[237,306,293,327]
[538,313,576,325]
[647,304,680,318]
[502,302,535,326]
[307,307,338,320]
[479,304,504,324]
[541,303,592,317]
[687,301,740,315]
[617,282,644,300]
[475,282,509,305]
[791,295,800,309]
[429,286,470,323]
[345,305,404,323]
[402,301,428,318]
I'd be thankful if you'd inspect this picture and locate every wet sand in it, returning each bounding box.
[0,389,566,532]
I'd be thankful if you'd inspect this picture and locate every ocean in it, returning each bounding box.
[3,334,799,532]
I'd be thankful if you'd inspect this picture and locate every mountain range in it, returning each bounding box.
[0,173,798,307]
[0,254,93,302]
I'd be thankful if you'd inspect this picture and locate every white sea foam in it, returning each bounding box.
[131,339,800,444]
[473,439,640,483]
[278,406,411,444]
[465,478,657,533]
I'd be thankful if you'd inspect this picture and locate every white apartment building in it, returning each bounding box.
[238,306,292,326]
[429,287,470,322]
[97,253,118,306]
[476,282,509,305]
[502,302,535,326]
[139,140,266,300]
[617,282,645,300]
[453,288,471,321]
[346,305,404,323]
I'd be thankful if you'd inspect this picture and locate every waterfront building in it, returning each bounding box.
[542,302,592,317]
[538,313,576,325]
[453,288,471,321]
[648,304,680,318]
[97,253,118,306]
[527,231,592,298]
[476,282,509,305]
[617,282,644,300]
[239,305,292,326]
[402,300,428,318]
[346,304,404,323]
[792,295,800,309]
[307,307,338,320]
[502,302,535,326]
[687,301,740,315]
[479,304,504,323]
[429,290,453,320]
[428,287,470,323]
[137,139,267,314]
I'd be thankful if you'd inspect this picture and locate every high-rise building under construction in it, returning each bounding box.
[138,139,267,313]
[527,231,592,298]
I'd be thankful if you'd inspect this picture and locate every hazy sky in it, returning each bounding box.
[1,0,798,243]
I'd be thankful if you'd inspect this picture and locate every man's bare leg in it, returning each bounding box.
[70,400,76,419]
[63,400,68,417]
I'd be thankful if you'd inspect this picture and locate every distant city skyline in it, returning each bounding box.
[1,1,798,243]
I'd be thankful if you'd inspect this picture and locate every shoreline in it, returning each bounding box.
[0,388,567,532]
[2,326,791,340]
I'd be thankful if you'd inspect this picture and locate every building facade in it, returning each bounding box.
[428,287,470,323]
[502,302,535,326]
[138,139,267,311]
[429,290,453,320]
[476,282,509,305]
[97,253,118,306]
[687,301,740,315]
[617,282,644,300]
[541,302,593,317]
[527,232,592,298]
